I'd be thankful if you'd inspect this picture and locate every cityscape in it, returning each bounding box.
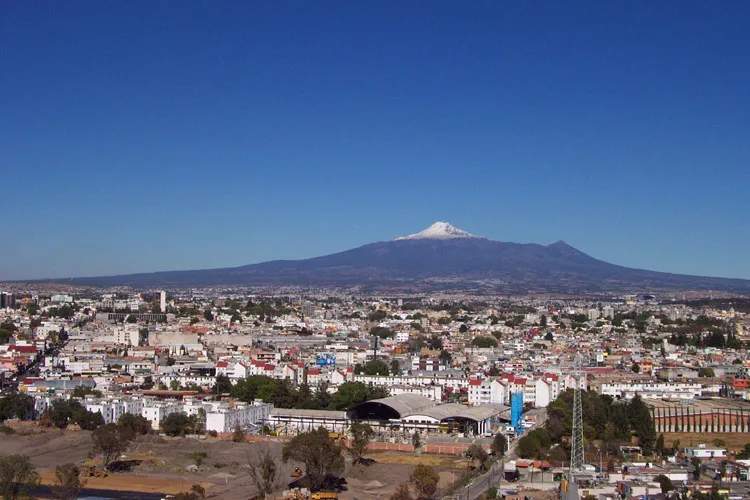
[2,2,749,500]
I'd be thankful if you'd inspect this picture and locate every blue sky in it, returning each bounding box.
[2,1,749,280]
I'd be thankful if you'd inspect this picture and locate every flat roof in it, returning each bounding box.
[270,408,347,419]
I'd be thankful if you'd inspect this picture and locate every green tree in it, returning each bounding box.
[628,395,656,455]
[698,367,716,378]
[439,350,452,365]
[282,427,345,491]
[53,463,84,500]
[655,434,665,457]
[390,359,401,375]
[491,434,507,457]
[329,382,385,411]
[471,336,497,348]
[370,326,395,339]
[362,359,390,376]
[348,423,375,465]
[0,454,40,500]
[213,373,233,394]
[410,464,439,499]
[92,423,134,467]
[203,309,214,321]
[655,474,674,493]
[117,413,152,437]
[0,392,35,420]
[162,412,193,437]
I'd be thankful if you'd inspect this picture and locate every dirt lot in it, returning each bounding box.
[0,426,479,500]
[662,432,750,452]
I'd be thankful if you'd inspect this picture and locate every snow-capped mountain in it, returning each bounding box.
[395,222,480,240]
[27,223,750,293]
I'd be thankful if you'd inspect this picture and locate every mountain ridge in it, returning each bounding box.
[18,223,750,293]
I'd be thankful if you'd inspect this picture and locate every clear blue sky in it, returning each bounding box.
[2,1,749,281]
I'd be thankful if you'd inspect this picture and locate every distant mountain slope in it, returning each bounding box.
[30,223,750,293]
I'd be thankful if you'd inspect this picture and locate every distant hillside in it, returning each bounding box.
[28,223,750,293]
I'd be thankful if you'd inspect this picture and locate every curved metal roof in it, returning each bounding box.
[347,394,436,419]
[406,403,509,422]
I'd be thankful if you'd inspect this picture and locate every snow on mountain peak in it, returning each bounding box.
[395,222,479,240]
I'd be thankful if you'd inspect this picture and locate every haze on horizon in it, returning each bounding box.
[1,3,749,281]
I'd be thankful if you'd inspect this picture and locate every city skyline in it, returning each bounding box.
[2,2,749,281]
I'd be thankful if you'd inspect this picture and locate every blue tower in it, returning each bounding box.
[510,392,524,435]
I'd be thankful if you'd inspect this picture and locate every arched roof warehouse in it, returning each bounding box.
[347,394,435,420]
[405,403,509,423]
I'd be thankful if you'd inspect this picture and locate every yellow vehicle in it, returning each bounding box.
[311,492,337,500]
[291,467,303,478]
[328,432,342,440]
[85,465,108,478]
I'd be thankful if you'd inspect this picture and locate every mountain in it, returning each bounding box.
[28,222,750,293]
[395,221,480,240]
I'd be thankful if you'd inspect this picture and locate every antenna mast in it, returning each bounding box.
[569,353,586,473]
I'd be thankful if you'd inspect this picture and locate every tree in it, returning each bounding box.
[370,326,394,338]
[187,451,208,467]
[655,434,665,457]
[248,445,280,499]
[491,433,507,457]
[412,432,421,452]
[439,350,452,365]
[467,444,489,471]
[232,424,245,443]
[348,423,374,465]
[410,464,439,499]
[213,374,233,394]
[471,336,497,348]
[362,359,390,376]
[162,412,193,437]
[53,463,84,500]
[544,331,554,342]
[282,427,345,491]
[391,483,413,500]
[0,454,40,500]
[655,474,674,494]
[174,484,206,500]
[632,363,641,373]
[203,309,214,321]
[117,413,152,437]
[92,423,134,467]
[390,359,401,375]
[698,367,716,378]
[628,395,656,455]
[0,392,35,420]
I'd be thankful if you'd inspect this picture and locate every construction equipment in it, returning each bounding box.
[85,465,108,478]
[310,492,337,500]
[291,467,303,478]
[328,432,342,440]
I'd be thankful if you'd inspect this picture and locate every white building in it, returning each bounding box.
[160,291,167,313]
[205,402,272,433]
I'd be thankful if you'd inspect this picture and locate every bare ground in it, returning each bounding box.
[0,427,478,500]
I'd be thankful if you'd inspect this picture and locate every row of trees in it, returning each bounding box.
[518,391,656,461]
[230,376,389,411]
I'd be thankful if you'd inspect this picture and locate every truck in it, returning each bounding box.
[310,492,337,500]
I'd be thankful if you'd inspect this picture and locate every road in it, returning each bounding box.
[447,408,547,500]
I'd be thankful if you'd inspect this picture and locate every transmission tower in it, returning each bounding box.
[569,353,585,473]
